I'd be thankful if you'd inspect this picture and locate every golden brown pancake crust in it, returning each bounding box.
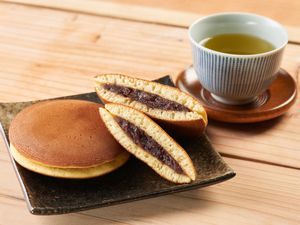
[9,100,125,168]
[10,144,130,179]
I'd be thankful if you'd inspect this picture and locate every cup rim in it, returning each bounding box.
[188,12,288,58]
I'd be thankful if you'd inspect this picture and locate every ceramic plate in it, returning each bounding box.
[0,76,235,215]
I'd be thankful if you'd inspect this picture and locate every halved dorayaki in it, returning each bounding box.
[8,100,130,179]
[99,103,196,184]
[94,74,207,136]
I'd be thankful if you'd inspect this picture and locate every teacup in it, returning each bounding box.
[188,12,288,105]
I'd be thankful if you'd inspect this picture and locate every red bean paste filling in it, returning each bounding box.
[115,116,185,175]
[104,84,191,112]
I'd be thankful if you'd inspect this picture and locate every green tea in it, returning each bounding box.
[201,33,275,55]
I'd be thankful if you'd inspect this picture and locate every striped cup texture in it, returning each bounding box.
[192,43,284,100]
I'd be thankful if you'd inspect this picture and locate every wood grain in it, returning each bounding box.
[3,0,300,43]
[83,157,300,225]
[0,198,129,225]
[107,0,300,27]
[0,2,299,225]
[0,138,299,225]
[0,3,299,169]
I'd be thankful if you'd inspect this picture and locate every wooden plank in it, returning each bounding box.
[83,157,300,225]
[106,0,300,27]
[0,198,130,225]
[3,0,300,43]
[0,3,299,168]
[0,138,299,224]
[0,4,299,224]
[0,143,130,225]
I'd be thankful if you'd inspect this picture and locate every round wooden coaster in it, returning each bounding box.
[176,66,297,123]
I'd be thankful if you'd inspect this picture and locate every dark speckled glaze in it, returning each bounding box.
[0,76,235,215]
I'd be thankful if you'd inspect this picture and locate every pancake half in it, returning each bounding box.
[99,103,196,184]
[9,100,130,178]
[94,74,207,136]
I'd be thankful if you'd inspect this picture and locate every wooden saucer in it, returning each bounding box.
[176,67,297,123]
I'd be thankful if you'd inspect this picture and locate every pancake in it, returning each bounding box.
[99,103,196,184]
[94,74,207,136]
[9,100,130,178]
[10,144,129,179]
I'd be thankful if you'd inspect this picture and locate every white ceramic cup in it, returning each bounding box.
[188,12,288,105]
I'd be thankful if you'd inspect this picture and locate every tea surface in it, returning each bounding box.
[201,33,275,55]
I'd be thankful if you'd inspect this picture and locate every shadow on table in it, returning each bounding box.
[36,191,211,224]
[207,114,285,135]
[82,191,211,223]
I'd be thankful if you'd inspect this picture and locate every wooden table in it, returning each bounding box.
[0,1,299,224]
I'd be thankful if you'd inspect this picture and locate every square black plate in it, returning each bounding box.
[0,76,235,215]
